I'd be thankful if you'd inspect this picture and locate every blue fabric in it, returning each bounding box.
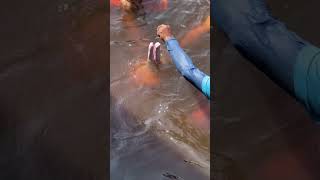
[213,0,320,121]
[165,38,210,99]
[213,0,308,94]
[202,75,210,98]
[294,45,320,122]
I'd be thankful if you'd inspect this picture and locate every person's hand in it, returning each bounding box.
[157,24,174,41]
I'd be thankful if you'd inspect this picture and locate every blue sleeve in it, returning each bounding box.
[165,38,210,99]
[202,75,210,98]
[294,45,320,122]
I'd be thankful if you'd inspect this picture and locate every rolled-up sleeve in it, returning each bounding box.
[294,45,320,121]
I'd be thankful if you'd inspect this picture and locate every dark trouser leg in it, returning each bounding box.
[213,0,308,94]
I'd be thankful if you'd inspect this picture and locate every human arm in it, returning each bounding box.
[157,24,210,98]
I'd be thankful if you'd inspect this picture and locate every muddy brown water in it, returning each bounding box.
[110,0,210,179]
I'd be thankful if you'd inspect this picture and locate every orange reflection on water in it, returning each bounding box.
[159,0,168,11]
[190,102,210,129]
[255,150,314,180]
[180,16,210,48]
[110,0,121,7]
[131,62,160,87]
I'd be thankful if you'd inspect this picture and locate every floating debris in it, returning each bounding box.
[126,40,137,44]
[162,172,183,180]
[184,160,205,168]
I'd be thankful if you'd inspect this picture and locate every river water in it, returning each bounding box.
[110,0,210,179]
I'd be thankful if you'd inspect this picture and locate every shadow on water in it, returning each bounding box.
[213,0,320,180]
[0,1,107,179]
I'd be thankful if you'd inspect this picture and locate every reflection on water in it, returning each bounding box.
[180,16,210,48]
[110,0,210,179]
[130,61,160,87]
[111,0,121,7]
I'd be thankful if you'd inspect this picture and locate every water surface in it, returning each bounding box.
[110,0,210,179]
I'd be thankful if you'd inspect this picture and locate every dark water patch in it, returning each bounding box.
[0,1,107,179]
[213,0,320,179]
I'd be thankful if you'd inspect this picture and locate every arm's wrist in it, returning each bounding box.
[164,36,175,42]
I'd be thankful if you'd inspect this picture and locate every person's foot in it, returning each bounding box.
[153,42,161,64]
[147,42,154,62]
[147,42,161,64]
